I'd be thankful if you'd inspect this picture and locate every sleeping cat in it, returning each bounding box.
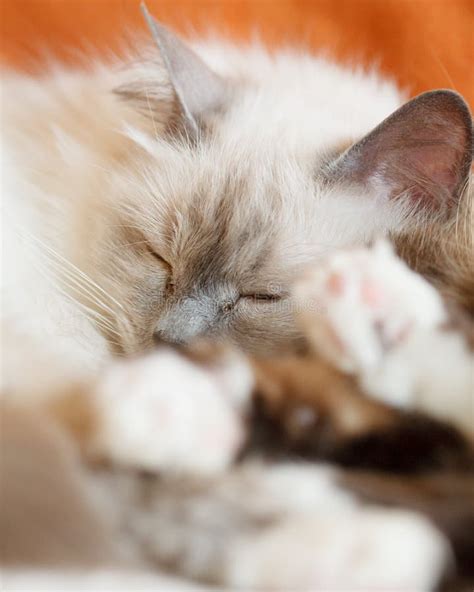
[2,255,473,589]
[2,6,471,404]
[1,6,473,590]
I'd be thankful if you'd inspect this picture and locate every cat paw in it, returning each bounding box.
[90,347,250,474]
[229,507,448,590]
[294,241,446,373]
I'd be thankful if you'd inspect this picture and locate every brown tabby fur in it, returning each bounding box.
[393,187,474,321]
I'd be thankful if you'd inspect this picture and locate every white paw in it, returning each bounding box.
[229,507,449,590]
[294,241,446,373]
[91,348,249,474]
[222,464,449,590]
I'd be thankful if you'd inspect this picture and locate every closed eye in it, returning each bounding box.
[145,242,172,272]
[241,293,283,302]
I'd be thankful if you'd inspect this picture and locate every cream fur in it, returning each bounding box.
[1,40,410,402]
[2,31,472,591]
[294,240,474,438]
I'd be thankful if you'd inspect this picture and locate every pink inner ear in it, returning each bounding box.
[389,141,463,210]
[343,91,473,214]
[412,143,451,179]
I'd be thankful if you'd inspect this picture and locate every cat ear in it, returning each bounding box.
[331,90,473,213]
[141,2,227,137]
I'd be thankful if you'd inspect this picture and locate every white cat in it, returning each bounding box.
[1,8,472,590]
[2,9,471,405]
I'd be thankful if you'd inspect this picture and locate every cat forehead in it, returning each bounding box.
[154,165,302,286]
[151,137,320,221]
[122,137,383,280]
[170,192,284,288]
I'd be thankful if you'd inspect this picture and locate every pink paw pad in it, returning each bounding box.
[326,272,347,296]
[361,279,386,308]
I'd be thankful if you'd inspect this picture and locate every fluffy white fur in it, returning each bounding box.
[2,32,467,591]
[91,347,249,473]
[295,241,474,438]
[1,40,409,403]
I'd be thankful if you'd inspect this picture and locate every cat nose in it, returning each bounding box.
[154,297,216,347]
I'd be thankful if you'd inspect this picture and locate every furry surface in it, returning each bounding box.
[1,36,412,401]
[1,22,473,591]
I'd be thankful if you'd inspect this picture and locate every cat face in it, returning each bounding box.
[99,134,409,355]
[99,143,313,354]
[86,16,472,356]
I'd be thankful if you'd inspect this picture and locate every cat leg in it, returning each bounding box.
[225,464,450,590]
[294,241,474,436]
[123,462,450,590]
[49,345,252,475]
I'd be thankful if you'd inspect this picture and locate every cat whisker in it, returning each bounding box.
[14,227,135,345]
[43,256,123,322]
[36,258,123,335]
[21,247,125,342]
[22,230,126,312]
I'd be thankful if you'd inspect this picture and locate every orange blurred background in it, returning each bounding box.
[1,0,473,106]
